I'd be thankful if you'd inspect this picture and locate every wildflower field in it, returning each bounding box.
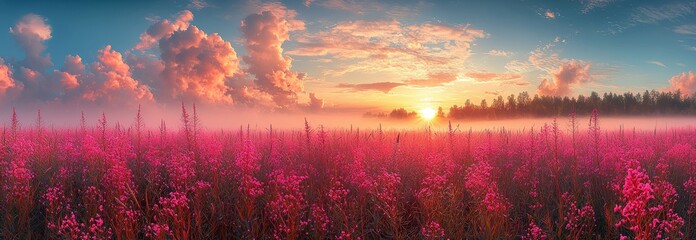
[1,107,696,239]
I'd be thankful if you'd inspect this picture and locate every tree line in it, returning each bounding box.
[369,90,696,120]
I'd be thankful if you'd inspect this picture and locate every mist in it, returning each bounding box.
[1,103,695,133]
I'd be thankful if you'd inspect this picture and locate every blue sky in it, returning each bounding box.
[0,0,695,112]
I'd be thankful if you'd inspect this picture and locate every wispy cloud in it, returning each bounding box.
[187,0,208,10]
[403,72,458,87]
[487,50,513,57]
[675,24,696,35]
[631,2,696,23]
[581,0,621,13]
[336,82,404,93]
[289,20,485,77]
[648,61,667,68]
[465,71,522,82]
[601,2,696,35]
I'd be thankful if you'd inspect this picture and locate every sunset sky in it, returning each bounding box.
[1,0,696,116]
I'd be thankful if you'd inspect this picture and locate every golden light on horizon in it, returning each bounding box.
[419,107,437,121]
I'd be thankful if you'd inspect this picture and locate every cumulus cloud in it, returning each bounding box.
[134,10,194,51]
[288,20,485,77]
[537,60,592,96]
[53,71,79,89]
[9,14,53,70]
[336,82,404,93]
[668,71,696,97]
[404,72,458,87]
[308,92,324,110]
[81,45,153,104]
[545,10,556,19]
[62,55,86,75]
[45,55,85,101]
[466,71,522,82]
[158,25,239,104]
[0,58,17,95]
[242,3,306,108]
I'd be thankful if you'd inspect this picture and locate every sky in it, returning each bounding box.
[1,0,696,121]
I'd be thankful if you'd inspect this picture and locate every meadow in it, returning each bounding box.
[1,106,695,239]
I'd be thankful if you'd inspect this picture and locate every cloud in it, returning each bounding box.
[81,45,154,104]
[62,55,86,75]
[668,71,696,97]
[465,71,522,82]
[648,61,666,68]
[581,0,620,13]
[304,0,314,7]
[158,25,239,104]
[631,2,695,24]
[0,58,17,95]
[242,3,306,108]
[49,55,85,98]
[545,10,556,19]
[675,24,696,35]
[487,50,513,57]
[403,72,457,87]
[308,92,324,110]
[288,20,485,77]
[316,0,379,14]
[53,71,79,89]
[187,0,208,10]
[134,10,194,51]
[336,82,404,93]
[537,60,592,96]
[9,14,52,71]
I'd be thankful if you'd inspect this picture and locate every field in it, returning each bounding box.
[1,108,695,239]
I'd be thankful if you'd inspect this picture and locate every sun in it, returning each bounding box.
[419,107,437,121]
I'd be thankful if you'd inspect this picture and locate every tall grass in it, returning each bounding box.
[0,106,695,239]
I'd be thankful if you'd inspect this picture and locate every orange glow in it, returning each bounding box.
[419,107,437,121]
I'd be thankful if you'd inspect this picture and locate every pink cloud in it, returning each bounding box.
[134,10,194,51]
[9,14,52,70]
[537,60,592,96]
[81,45,153,103]
[54,71,79,89]
[304,0,314,7]
[336,82,404,93]
[51,55,85,97]
[62,55,86,75]
[308,93,324,110]
[242,3,306,108]
[668,71,696,97]
[158,26,239,104]
[404,72,458,87]
[0,58,17,95]
[545,10,556,19]
[466,71,522,82]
